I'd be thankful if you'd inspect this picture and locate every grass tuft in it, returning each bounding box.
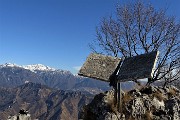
[152,91,164,101]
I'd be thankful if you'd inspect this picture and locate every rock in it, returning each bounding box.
[79,85,180,120]
[103,89,115,104]
[131,98,145,119]
[79,89,125,120]
[104,112,124,120]
[152,97,165,110]
[7,109,31,120]
[166,97,180,120]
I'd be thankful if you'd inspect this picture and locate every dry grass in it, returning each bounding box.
[152,91,164,101]
[144,111,153,120]
[108,92,134,114]
[121,92,134,117]
[123,92,133,103]
[168,88,176,97]
[127,115,135,120]
[107,97,118,113]
[110,102,118,114]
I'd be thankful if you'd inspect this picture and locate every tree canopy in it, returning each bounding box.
[91,1,180,85]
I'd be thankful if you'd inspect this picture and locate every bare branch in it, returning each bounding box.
[91,1,180,86]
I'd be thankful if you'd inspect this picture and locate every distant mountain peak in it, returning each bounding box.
[0,63,57,72]
[0,63,20,68]
[0,63,74,75]
[22,64,56,72]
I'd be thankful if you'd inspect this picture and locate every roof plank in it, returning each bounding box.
[78,53,121,82]
[117,51,159,82]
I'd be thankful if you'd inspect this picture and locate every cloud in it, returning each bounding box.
[72,66,82,75]
[73,66,81,71]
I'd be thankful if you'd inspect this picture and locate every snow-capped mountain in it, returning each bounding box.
[0,63,112,94]
[0,63,57,72]
[0,63,136,94]
[0,63,20,68]
[22,64,56,72]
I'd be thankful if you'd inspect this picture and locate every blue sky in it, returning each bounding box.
[0,0,180,74]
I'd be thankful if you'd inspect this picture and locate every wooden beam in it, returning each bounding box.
[117,82,121,112]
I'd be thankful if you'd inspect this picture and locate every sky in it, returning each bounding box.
[0,0,180,74]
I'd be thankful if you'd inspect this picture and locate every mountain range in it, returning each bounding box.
[0,63,135,94]
[0,63,136,120]
[2,63,179,120]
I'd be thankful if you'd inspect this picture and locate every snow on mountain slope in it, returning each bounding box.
[0,63,136,94]
[22,64,56,72]
[0,63,56,72]
[0,63,20,68]
[0,63,110,91]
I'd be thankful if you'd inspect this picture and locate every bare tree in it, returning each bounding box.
[91,1,180,86]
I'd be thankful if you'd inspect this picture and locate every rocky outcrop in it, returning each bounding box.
[8,109,31,120]
[79,89,124,120]
[79,85,180,120]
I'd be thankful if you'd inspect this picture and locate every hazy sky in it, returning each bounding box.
[0,0,180,74]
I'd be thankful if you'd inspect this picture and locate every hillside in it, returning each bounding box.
[0,82,93,120]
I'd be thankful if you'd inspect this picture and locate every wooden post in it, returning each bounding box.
[114,82,117,105]
[117,82,121,112]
